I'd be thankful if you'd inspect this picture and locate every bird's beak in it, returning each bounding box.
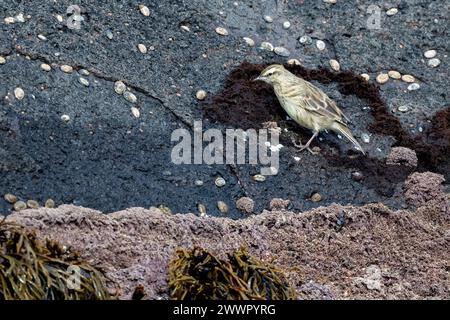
[253,76,263,82]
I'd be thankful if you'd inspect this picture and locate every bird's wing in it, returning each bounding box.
[300,81,350,123]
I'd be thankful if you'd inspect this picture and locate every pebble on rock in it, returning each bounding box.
[299,35,312,44]
[269,198,290,211]
[376,73,389,84]
[124,91,137,103]
[282,21,291,29]
[398,105,409,112]
[427,58,440,68]
[329,59,340,71]
[236,197,254,214]
[198,203,207,217]
[45,198,55,208]
[243,37,255,47]
[14,87,25,100]
[16,13,25,22]
[217,201,229,214]
[114,81,126,95]
[351,171,364,182]
[274,46,290,57]
[40,63,51,71]
[180,25,190,32]
[424,50,437,59]
[13,201,27,211]
[388,70,401,79]
[61,114,70,122]
[4,17,15,24]
[4,193,18,204]
[260,41,274,51]
[138,43,147,54]
[408,83,420,91]
[37,34,47,41]
[252,174,266,182]
[361,133,370,144]
[311,192,322,202]
[78,77,89,87]
[360,73,370,81]
[105,29,113,40]
[401,74,415,83]
[263,15,273,23]
[215,177,226,187]
[131,107,140,118]
[60,65,73,73]
[79,69,90,76]
[139,5,150,16]
[215,27,229,36]
[0,56,6,64]
[26,200,39,209]
[316,40,326,51]
[386,8,398,16]
[196,89,207,101]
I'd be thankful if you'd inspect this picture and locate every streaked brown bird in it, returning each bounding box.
[254,64,365,155]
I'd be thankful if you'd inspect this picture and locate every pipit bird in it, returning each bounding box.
[254,64,365,155]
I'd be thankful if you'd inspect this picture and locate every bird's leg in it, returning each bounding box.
[303,131,319,149]
[291,131,319,155]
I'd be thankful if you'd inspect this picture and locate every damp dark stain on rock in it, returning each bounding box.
[202,62,450,201]
[203,63,286,130]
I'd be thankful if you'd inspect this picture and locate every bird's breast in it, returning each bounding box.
[276,93,313,129]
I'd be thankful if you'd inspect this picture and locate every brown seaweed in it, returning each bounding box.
[0,219,111,300]
[168,246,296,300]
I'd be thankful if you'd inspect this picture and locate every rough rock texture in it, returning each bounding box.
[1,1,450,216]
[4,179,449,300]
[386,147,418,167]
[235,197,255,214]
[269,198,291,211]
[404,171,445,207]
[1,1,450,301]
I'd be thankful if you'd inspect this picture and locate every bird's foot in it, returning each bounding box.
[291,137,318,155]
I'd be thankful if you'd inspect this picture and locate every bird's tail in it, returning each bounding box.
[331,122,366,155]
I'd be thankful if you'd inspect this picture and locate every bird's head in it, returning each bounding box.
[253,64,287,85]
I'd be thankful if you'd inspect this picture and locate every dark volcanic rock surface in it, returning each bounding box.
[1,1,449,215]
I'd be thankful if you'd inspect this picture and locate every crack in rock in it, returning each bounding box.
[12,45,192,128]
[6,46,251,203]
